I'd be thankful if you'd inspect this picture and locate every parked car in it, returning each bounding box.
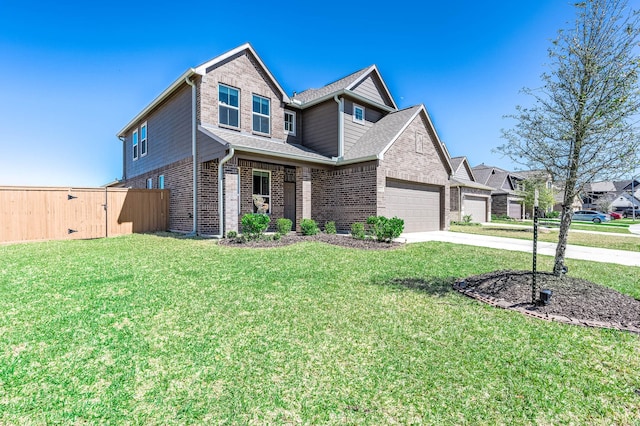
[616,206,640,218]
[608,211,622,220]
[572,210,610,223]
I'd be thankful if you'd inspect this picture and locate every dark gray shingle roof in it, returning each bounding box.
[292,67,371,104]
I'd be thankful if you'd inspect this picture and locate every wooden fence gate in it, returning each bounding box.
[0,187,169,244]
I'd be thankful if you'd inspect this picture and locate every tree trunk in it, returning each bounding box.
[553,202,573,275]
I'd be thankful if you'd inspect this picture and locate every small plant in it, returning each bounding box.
[241,213,270,240]
[276,218,293,235]
[226,230,238,239]
[351,222,366,240]
[324,221,337,234]
[463,214,473,224]
[366,216,405,243]
[300,218,319,236]
[272,233,281,241]
[547,211,560,218]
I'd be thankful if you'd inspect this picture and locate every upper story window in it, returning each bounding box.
[252,95,270,134]
[353,104,365,124]
[219,84,240,128]
[140,122,148,156]
[132,129,139,160]
[284,111,296,136]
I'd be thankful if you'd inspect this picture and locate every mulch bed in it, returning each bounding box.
[455,270,640,334]
[217,233,402,250]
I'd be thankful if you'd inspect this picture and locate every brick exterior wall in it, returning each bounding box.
[200,52,286,140]
[378,112,451,230]
[238,159,286,233]
[450,186,492,221]
[123,157,194,232]
[311,162,378,232]
[198,160,220,235]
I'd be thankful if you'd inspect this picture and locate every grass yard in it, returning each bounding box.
[1,234,639,424]
[450,224,640,252]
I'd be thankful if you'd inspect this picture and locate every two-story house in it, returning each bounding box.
[471,164,525,219]
[117,43,453,235]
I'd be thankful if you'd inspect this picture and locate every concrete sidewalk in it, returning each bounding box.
[399,231,640,267]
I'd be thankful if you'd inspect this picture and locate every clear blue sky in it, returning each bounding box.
[0,0,579,187]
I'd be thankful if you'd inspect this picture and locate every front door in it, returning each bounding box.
[284,182,296,224]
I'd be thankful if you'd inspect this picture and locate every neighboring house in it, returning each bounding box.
[582,179,640,211]
[449,156,493,223]
[117,43,453,235]
[471,164,524,219]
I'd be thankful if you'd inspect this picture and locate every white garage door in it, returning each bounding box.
[463,196,487,223]
[508,201,522,219]
[384,179,441,232]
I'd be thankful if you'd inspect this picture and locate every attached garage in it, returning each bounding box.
[384,178,441,232]
[463,196,488,223]
[508,200,522,219]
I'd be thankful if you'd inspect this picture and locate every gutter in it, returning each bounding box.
[333,95,344,158]
[185,76,198,235]
[216,147,235,238]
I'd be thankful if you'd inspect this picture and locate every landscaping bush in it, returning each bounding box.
[324,221,337,234]
[241,213,270,239]
[276,218,293,235]
[366,215,405,243]
[351,222,366,240]
[547,211,560,218]
[300,218,319,236]
[226,230,238,239]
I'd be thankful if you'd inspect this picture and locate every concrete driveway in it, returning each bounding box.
[399,231,640,267]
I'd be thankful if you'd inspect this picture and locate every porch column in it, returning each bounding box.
[296,166,312,231]
[224,162,239,235]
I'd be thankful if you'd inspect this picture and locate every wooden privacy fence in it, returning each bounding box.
[0,187,169,244]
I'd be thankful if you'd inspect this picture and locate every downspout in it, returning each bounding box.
[118,136,126,181]
[333,95,344,158]
[185,76,197,235]
[216,146,235,238]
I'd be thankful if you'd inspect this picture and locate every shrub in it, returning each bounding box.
[226,230,238,239]
[300,218,319,236]
[366,215,405,243]
[351,222,366,240]
[324,221,337,234]
[547,210,560,218]
[276,218,293,235]
[462,214,473,224]
[241,213,270,239]
[272,233,281,241]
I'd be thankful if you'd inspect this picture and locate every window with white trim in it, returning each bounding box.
[353,104,365,124]
[219,84,240,128]
[146,178,153,189]
[252,95,270,134]
[252,170,270,214]
[158,175,165,189]
[140,122,148,156]
[284,110,296,136]
[132,129,139,160]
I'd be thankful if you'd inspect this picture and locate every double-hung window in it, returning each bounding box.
[252,170,270,214]
[140,122,148,156]
[252,95,270,134]
[219,84,240,128]
[284,110,296,136]
[132,129,139,160]
[353,104,365,124]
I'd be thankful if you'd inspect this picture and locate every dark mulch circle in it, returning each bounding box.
[456,270,640,333]
[218,233,402,250]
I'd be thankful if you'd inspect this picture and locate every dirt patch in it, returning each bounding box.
[456,270,640,334]
[218,233,402,250]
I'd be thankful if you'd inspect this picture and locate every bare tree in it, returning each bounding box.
[499,0,640,275]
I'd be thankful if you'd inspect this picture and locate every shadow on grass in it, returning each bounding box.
[375,276,458,297]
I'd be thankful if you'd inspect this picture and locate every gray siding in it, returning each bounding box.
[351,74,393,107]
[454,164,473,181]
[284,109,302,145]
[301,100,338,157]
[125,84,193,179]
[343,98,385,155]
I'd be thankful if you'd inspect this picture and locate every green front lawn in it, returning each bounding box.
[1,235,639,424]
